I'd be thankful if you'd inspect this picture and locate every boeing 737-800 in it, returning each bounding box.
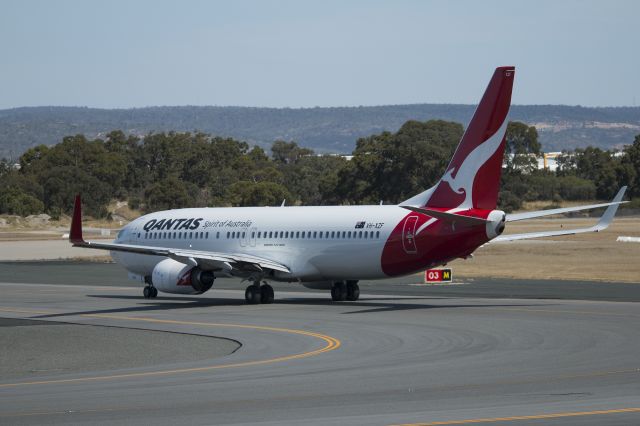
[69,66,627,303]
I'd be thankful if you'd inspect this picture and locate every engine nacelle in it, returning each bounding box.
[151,258,215,295]
[486,209,506,239]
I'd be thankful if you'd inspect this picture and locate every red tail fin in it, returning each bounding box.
[425,66,514,210]
[69,194,85,245]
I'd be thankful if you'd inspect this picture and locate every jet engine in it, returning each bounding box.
[485,209,506,239]
[151,258,215,295]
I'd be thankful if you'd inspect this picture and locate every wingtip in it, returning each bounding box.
[596,186,627,230]
[69,194,85,245]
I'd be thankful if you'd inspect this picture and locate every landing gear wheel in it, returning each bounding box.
[260,284,274,304]
[143,286,151,299]
[331,282,347,302]
[346,280,360,301]
[245,285,261,304]
[150,287,158,298]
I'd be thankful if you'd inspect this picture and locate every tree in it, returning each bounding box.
[144,177,196,211]
[228,181,291,207]
[0,186,44,216]
[271,141,313,164]
[503,121,541,174]
[572,147,622,199]
[622,134,640,197]
[336,120,462,204]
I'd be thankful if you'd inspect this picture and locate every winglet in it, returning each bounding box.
[594,186,627,231]
[69,194,85,245]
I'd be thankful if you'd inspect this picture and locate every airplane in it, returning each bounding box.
[69,66,627,304]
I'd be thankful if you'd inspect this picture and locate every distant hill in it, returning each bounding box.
[1,104,639,159]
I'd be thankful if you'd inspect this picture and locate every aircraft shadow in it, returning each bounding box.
[30,293,544,319]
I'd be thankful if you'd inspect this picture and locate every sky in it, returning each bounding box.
[0,0,638,109]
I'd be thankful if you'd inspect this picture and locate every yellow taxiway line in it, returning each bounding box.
[390,407,640,425]
[0,307,341,388]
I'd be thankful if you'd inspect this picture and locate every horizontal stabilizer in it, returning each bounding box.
[493,187,626,242]
[506,187,628,222]
[399,205,490,226]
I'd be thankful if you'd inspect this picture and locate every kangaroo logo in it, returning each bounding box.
[440,120,508,209]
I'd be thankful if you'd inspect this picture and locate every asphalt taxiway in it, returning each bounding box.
[1,263,639,425]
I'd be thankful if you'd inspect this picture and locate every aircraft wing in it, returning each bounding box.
[493,187,626,242]
[69,196,290,275]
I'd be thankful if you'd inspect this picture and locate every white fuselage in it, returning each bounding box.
[111,205,408,282]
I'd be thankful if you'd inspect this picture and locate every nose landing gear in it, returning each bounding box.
[143,285,158,299]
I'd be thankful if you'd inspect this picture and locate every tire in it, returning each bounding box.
[143,286,151,299]
[260,284,274,304]
[245,285,261,304]
[150,287,158,298]
[346,281,360,301]
[331,282,347,302]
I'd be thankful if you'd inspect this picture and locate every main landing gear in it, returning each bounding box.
[143,285,158,299]
[245,282,274,304]
[331,280,359,302]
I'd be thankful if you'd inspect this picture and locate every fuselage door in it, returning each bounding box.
[239,229,247,247]
[402,215,419,254]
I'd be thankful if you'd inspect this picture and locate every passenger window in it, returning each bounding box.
[189,232,192,238]
[216,231,220,239]
[313,231,317,238]
[269,231,273,238]
[376,231,380,238]
[251,232,255,238]
[301,231,305,239]
[359,231,362,238]
[242,231,246,238]
[347,231,351,238]
[296,231,300,238]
